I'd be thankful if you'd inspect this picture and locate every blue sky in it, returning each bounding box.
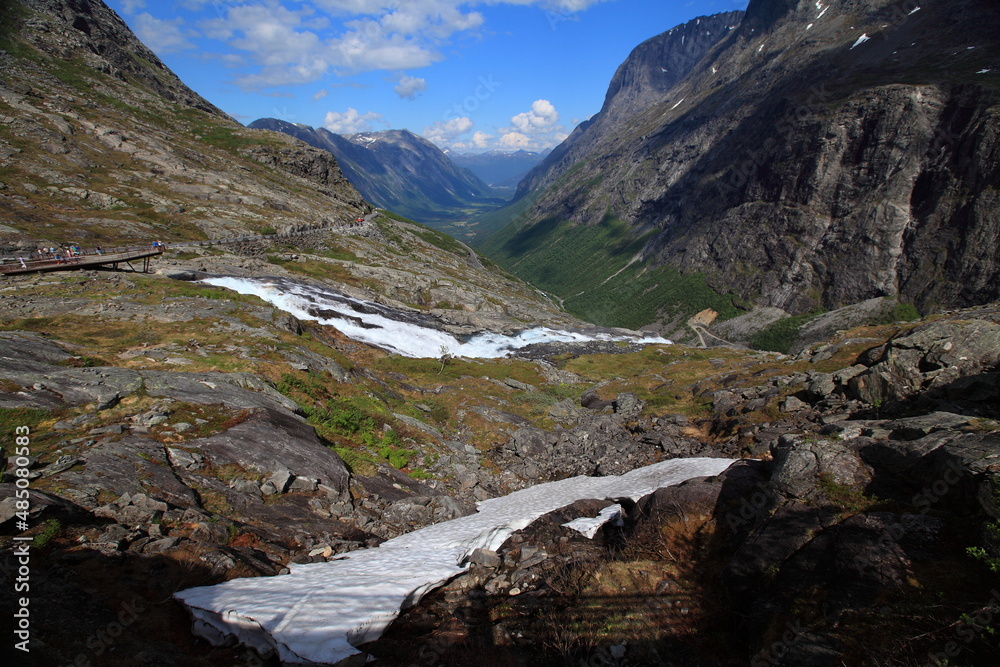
[111,1,747,153]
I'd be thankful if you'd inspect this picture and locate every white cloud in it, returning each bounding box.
[471,130,492,149]
[312,89,329,101]
[422,116,474,147]
[120,0,146,15]
[547,0,609,10]
[189,1,609,90]
[323,107,386,134]
[333,24,440,73]
[510,99,559,134]
[489,98,568,151]
[217,53,247,68]
[393,74,427,99]
[132,13,194,54]
[201,3,333,88]
[498,131,531,149]
[449,129,495,151]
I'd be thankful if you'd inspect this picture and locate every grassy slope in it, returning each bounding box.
[480,213,741,330]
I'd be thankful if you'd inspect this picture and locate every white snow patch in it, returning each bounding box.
[670,98,685,110]
[563,504,624,539]
[175,457,736,664]
[909,6,921,15]
[806,23,814,30]
[201,276,670,359]
[978,69,992,74]
[817,6,829,19]
[850,34,870,49]
[712,66,718,74]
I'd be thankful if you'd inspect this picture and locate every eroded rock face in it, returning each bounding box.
[848,318,1000,407]
[517,10,745,198]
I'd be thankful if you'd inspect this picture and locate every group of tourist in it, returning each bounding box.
[4,241,165,273]
[35,245,89,264]
[8,244,104,271]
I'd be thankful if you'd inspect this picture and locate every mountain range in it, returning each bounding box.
[248,120,506,238]
[2,2,1000,666]
[480,0,1000,338]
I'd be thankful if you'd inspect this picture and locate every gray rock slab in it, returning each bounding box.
[267,469,294,494]
[0,331,76,364]
[392,413,444,441]
[191,408,349,498]
[140,371,300,414]
[59,436,201,510]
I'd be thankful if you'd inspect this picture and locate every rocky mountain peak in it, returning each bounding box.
[11,0,228,117]
[515,8,743,199]
[599,10,743,125]
[740,0,803,32]
[250,119,504,231]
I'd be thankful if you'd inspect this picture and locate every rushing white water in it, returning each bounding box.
[175,457,735,664]
[203,276,670,358]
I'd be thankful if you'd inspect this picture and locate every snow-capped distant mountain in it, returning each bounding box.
[248,120,506,229]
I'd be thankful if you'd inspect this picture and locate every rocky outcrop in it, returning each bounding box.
[239,142,369,208]
[847,316,1000,409]
[0,0,371,244]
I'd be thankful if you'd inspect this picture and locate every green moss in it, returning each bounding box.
[332,446,378,476]
[377,442,415,469]
[967,481,1000,573]
[817,472,878,514]
[32,518,61,548]
[0,408,51,437]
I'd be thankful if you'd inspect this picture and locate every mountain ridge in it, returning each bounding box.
[513,9,744,201]
[248,120,506,236]
[484,0,1000,336]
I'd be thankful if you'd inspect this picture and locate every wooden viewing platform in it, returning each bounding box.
[0,245,164,276]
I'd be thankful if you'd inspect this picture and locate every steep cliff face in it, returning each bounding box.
[14,0,229,117]
[487,0,1000,328]
[249,119,505,230]
[516,10,743,199]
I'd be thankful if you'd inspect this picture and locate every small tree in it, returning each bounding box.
[437,345,452,375]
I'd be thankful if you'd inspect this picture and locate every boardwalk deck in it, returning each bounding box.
[0,245,164,276]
